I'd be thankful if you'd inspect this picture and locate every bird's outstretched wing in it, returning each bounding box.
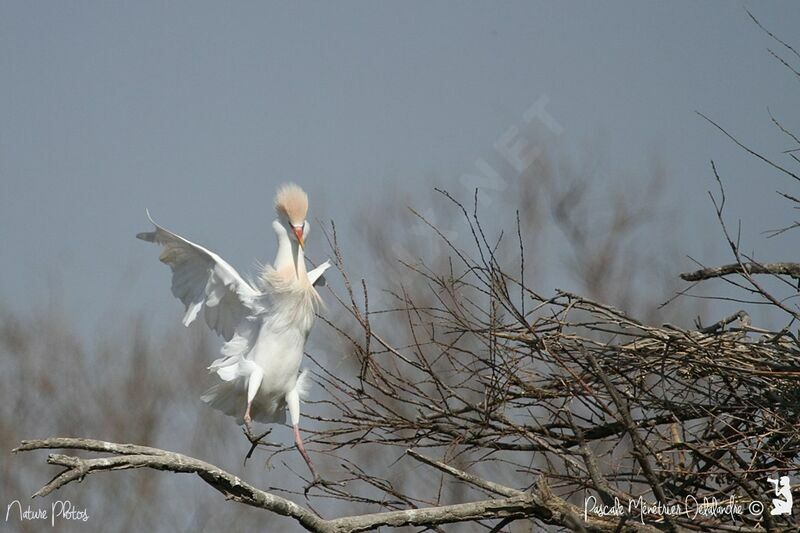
[137,210,261,341]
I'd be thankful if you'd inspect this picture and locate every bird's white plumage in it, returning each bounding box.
[137,203,331,425]
[136,210,261,342]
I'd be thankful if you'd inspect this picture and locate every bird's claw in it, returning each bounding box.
[242,426,272,465]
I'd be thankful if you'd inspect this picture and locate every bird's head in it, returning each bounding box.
[274,183,309,249]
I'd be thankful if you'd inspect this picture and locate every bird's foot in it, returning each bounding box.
[242,426,272,466]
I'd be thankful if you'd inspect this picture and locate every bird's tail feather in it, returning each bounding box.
[201,378,286,425]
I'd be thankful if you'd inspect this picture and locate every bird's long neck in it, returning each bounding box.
[273,226,294,272]
[271,222,309,284]
[294,239,308,283]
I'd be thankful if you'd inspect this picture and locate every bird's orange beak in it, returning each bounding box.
[293,226,305,249]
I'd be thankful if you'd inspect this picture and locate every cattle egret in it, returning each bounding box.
[137,183,330,481]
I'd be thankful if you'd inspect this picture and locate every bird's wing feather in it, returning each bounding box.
[137,210,261,341]
[308,260,331,287]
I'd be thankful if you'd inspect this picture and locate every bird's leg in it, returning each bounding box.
[287,389,339,492]
[293,423,319,481]
[295,425,342,494]
[243,402,253,434]
[243,368,264,438]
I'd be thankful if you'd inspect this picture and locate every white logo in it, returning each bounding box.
[767,476,793,516]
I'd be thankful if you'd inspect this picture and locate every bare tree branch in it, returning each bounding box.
[680,261,800,281]
[16,438,656,532]
[14,438,328,531]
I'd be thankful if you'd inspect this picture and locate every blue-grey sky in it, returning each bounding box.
[2,2,800,339]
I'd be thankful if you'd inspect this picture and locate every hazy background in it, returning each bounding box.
[3,1,800,337]
[2,2,800,531]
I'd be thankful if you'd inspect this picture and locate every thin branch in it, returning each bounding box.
[697,112,800,183]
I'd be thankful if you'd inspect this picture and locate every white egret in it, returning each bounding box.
[137,183,330,480]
